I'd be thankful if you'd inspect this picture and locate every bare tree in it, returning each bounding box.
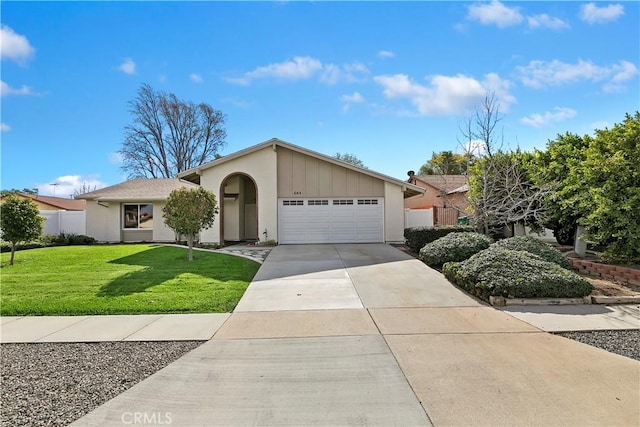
[119,84,226,178]
[460,93,550,235]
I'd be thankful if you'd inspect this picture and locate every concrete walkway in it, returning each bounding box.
[2,244,638,426]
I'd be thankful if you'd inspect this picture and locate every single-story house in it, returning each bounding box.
[0,192,86,211]
[77,179,198,242]
[404,173,470,212]
[79,138,424,244]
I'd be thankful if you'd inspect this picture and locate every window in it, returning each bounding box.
[123,204,153,229]
[307,200,328,206]
[357,199,378,205]
[282,200,304,206]
[333,199,354,205]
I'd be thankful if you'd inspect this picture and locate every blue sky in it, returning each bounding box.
[1,1,638,197]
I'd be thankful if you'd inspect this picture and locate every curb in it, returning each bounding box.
[489,295,640,307]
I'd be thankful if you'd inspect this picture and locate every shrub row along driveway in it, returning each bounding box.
[75,244,639,427]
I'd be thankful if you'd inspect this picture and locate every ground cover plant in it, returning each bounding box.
[419,232,493,269]
[443,247,593,300]
[0,244,259,315]
[492,236,572,269]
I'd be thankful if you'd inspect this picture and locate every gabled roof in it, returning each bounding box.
[75,179,199,202]
[10,193,87,211]
[179,138,425,197]
[412,175,469,194]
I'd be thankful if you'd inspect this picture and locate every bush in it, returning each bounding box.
[443,247,592,300]
[492,236,572,269]
[419,232,493,269]
[0,241,46,253]
[404,225,476,252]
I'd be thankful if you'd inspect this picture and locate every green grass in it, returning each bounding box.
[0,244,260,315]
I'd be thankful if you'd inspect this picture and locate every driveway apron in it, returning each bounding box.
[74,244,640,426]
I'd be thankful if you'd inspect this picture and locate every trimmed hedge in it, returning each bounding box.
[404,225,475,252]
[419,232,493,269]
[492,236,572,270]
[0,233,96,253]
[443,247,593,300]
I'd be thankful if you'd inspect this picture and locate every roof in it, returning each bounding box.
[412,175,469,194]
[447,184,470,195]
[178,138,425,197]
[9,193,87,211]
[75,179,199,202]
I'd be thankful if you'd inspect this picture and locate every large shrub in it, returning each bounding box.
[492,236,572,269]
[419,232,493,269]
[404,225,475,252]
[443,247,592,300]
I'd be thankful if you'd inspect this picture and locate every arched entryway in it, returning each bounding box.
[219,173,258,243]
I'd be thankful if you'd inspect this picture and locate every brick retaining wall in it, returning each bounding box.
[570,258,640,286]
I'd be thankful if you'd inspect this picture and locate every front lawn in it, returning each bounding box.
[0,244,260,315]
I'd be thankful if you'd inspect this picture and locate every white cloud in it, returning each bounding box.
[1,25,35,64]
[0,80,37,97]
[118,58,136,75]
[374,72,515,116]
[580,3,624,24]
[527,14,570,30]
[1,123,10,132]
[190,73,203,83]
[516,59,638,91]
[340,92,365,112]
[108,152,124,164]
[378,50,395,58]
[320,62,369,85]
[36,175,108,197]
[521,107,577,127]
[467,1,524,28]
[226,56,322,85]
[226,57,369,86]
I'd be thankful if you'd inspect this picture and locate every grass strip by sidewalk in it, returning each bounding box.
[0,244,260,315]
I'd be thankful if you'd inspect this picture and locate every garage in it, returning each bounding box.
[278,198,384,244]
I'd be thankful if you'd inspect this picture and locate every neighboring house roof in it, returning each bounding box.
[76,179,199,202]
[410,175,469,194]
[178,138,425,197]
[3,193,87,211]
[446,184,470,195]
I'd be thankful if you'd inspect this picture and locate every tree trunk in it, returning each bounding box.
[10,242,16,265]
[187,236,194,261]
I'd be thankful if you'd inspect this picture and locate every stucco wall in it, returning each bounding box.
[85,201,121,242]
[384,181,405,243]
[199,145,278,244]
[152,202,176,241]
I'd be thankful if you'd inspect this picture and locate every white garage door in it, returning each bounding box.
[278,198,384,244]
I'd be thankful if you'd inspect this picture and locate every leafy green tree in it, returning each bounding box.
[0,196,44,265]
[162,187,218,261]
[334,152,366,168]
[1,188,38,197]
[581,113,640,263]
[530,132,590,244]
[419,151,470,175]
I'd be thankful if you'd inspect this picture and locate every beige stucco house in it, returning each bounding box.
[77,179,198,242]
[79,139,424,244]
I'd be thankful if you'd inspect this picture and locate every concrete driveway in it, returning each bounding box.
[74,244,640,427]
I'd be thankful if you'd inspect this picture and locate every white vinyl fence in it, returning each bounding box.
[404,208,434,228]
[40,210,86,236]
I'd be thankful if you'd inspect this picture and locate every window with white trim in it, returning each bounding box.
[357,199,378,205]
[308,200,328,206]
[332,199,354,205]
[123,204,154,229]
[282,200,304,206]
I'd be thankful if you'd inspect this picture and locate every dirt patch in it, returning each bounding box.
[584,275,640,297]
